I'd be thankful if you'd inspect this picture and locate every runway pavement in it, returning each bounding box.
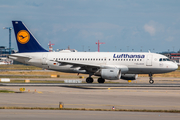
[1,77,180,119]
[1,83,180,87]
[0,109,180,120]
[1,86,180,110]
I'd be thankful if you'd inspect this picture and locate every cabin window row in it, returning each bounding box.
[54,58,142,61]
[112,59,142,61]
[55,58,107,61]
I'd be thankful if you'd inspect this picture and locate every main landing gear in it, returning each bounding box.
[86,77,93,83]
[97,78,105,83]
[86,74,105,83]
[149,74,154,84]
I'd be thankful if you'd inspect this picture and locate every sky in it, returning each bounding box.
[0,0,180,53]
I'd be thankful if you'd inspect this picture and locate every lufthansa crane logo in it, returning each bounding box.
[17,30,30,44]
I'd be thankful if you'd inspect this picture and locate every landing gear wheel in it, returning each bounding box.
[149,80,154,84]
[149,73,154,84]
[86,77,93,83]
[97,78,105,83]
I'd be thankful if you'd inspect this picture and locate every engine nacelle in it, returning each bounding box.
[101,69,121,80]
[121,74,138,80]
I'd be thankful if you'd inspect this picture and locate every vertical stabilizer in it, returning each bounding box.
[12,21,48,53]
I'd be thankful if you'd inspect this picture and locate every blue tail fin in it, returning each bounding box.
[12,21,48,53]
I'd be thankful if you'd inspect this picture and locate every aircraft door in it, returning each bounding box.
[146,54,153,66]
[42,54,48,65]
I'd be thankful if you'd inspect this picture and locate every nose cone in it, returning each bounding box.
[172,63,178,71]
[165,62,178,72]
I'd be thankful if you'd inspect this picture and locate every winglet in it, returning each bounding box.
[12,21,48,53]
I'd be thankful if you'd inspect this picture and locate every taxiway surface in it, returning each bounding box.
[0,109,180,120]
[0,86,180,110]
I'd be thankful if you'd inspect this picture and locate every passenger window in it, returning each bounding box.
[67,58,68,60]
[163,58,166,61]
[129,59,131,61]
[134,59,136,61]
[72,58,74,60]
[104,59,106,61]
[137,59,139,61]
[75,58,76,60]
[140,59,142,61]
[109,59,111,61]
[126,59,128,61]
[69,58,71,60]
[132,59,133,61]
[61,58,63,60]
[159,58,162,61]
[64,58,66,60]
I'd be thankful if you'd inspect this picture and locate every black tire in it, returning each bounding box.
[86,77,93,83]
[149,80,154,84]
[97,78,105,83]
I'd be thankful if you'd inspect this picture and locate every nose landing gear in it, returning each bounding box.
[149,74,154,84]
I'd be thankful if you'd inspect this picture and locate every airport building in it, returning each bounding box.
[160,50,180,63]
[0,46,15,64]
[170,53,180,63]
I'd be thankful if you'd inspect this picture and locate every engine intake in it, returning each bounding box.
[101,69,121,80]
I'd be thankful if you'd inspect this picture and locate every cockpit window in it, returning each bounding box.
[166,58,170,61]
[159,58,171,62]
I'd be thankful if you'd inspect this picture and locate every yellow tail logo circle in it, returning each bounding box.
[17,30,30,44]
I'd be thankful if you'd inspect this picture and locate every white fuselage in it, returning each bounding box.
[11,52,178,75]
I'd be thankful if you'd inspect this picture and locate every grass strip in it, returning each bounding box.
[0,107,180,113]
[0,65,42,70]
[0,90,15,93]
[0,76,51,78]
[4,80,65,83]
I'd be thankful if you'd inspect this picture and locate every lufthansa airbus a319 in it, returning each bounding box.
[9,21,178,84]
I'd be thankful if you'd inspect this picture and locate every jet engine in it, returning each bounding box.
[101,69,121,80]
[121,74,138,80]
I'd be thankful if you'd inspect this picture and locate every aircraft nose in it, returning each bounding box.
[172,63,178,71]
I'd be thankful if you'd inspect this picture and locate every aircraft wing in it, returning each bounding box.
[55,60,100,68]
[55,60,128,72]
